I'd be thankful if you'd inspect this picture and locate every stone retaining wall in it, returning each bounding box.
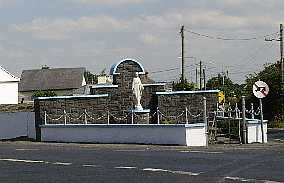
[34,95,109,140]
[156,91,218,123]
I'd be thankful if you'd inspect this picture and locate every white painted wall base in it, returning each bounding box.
[40,123,206,147]
[0,112,35,140]
[247,119,268,143]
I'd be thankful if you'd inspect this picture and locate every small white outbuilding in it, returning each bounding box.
[0,66,19,104]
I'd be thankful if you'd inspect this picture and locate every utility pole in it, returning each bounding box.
[199,61,202,90]
[196,67,198,88]
[203,68,206,90]
[221,64,225,86]
[280,24,284,119]
[280,24,283,84]
[180,25,185,85]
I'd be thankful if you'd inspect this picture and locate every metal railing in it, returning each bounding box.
[216,102,261,120]
[213,98,264,144]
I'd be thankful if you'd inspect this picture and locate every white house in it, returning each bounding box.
[0,66,20,104]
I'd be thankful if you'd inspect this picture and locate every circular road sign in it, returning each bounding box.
[253,81,269,99]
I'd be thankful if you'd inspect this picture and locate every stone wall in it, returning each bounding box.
[91,87,117,95]
[156,91,218,124]
[91,59,166,116]
[143,85,165,111]
[0,103,34,112]
[34,95,109,140]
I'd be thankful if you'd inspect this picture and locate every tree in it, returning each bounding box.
[172,78,195,91]
[244,62,283,125]
[206,74,244,104]
[84,71,97,84]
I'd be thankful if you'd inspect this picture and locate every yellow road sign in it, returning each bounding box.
[218,91,225,104]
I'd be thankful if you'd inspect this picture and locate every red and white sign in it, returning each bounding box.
[253,81,269,99]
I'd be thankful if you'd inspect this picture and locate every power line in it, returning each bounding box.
[150,64,195,74]
[185,29,279,41]
[151,67,179,74]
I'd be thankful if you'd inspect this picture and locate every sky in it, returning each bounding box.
[0,0,283,83]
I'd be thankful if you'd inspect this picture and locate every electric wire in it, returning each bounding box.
[150,64,196,74]
[185,29,279,41]
[153,28,279,82]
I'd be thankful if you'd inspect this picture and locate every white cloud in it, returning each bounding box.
[14,16,129,40]
[0,0,15,7]
[148,10,277,30]
[14,9,279,41]
[188,10,246,28]
[139,33,159,44]
[220,0,281,6]
[70,0,155,5]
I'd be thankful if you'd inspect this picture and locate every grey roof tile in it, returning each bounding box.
[19,67,86,91]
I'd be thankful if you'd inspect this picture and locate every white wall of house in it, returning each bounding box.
[0,82,19,104]
[0,66,19,104]
[97,75,112,84]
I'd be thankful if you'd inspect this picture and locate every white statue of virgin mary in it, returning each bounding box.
[132,72,144,110]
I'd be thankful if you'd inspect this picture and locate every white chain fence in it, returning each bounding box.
[43,106,207,125]
[42,98,210,125]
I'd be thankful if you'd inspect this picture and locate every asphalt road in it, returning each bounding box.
[0,140,284,183]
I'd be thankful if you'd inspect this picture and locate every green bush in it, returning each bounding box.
[268,115,284,128]
[161,120,176,124]
[32,90,57,98]
[173,81,195,91]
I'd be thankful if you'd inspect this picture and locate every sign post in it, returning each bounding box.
[253,81,269,143]
[241,96,247,144]
[259,98,264,143]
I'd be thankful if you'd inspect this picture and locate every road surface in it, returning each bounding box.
[0,140,283,183]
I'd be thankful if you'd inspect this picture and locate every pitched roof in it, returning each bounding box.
[19,67,86,92]
[0,66,20,82]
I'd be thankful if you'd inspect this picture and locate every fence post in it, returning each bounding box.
[222,103,225,117]
[107,110,110,125]
[238,119,242,144]
[216,103,219,116]
[64,110,67,125]
[235,103,239,118]
[131,110,134,124]
[157,107,160,125]
[251,103,255,119]
[242,96,247,144]
[203,97,208,146]
[84,109,87,124]
[44,111,47,125]
[185,107,188,124]
[228,103,232,118]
